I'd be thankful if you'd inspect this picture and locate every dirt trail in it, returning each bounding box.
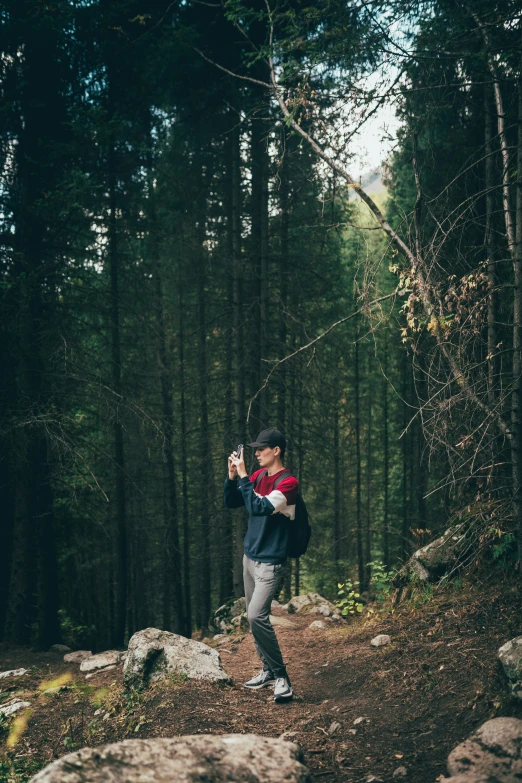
[1,580,522,782]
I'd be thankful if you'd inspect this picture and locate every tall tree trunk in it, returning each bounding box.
[383,331,390,571]
[108,118,127,648]
[277,135,289,433]
[249,110,269,434]
[4,5,61,647]
[401,350,410,561]
[147,176,184,635]
[485,84,497,411]
[221,125,237,605]
[333,368,342,580]
[514,69,522,560]
[196,154,212,633]
[365,354,372,590]
[355,333,364,589]
[178,277,192,637]
[231,121,247,598]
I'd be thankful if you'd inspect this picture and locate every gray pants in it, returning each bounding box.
[243,554,288,678]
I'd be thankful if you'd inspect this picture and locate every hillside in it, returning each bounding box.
[1,572,521,782]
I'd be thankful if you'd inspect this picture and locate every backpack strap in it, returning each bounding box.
[254,470,268,488]
[273,470,292,490]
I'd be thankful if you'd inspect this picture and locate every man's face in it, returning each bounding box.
[255,446,279,467]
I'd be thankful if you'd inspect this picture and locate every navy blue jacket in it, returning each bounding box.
[224,469,299,564]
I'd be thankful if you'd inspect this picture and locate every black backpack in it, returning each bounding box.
[255,470,311,558]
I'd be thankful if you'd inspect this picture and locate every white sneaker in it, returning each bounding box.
[274,676,293,702]
[243,669,276,690]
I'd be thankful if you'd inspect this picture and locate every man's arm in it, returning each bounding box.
[237,474,298,517]
[237,476,276,516]
[223,476,246,509]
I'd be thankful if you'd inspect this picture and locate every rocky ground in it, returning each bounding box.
[1,573,522,783]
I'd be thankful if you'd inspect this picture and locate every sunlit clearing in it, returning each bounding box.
[6,709,32,748]
[39,672,73,692]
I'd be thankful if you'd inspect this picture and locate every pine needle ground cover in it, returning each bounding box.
[1,574,521,783]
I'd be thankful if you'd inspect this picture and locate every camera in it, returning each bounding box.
[236,444,244,460]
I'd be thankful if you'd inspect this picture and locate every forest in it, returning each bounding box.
[1,0,521,655]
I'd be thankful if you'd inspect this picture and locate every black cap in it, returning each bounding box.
[247,428,286,450]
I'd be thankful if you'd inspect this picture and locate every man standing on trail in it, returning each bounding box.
[224,428,298,703]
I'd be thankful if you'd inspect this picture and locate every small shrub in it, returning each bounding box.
[492,532,516,561]
[335,581,363,616]
[368,561,394,601]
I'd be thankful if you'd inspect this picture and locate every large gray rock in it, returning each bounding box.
[411,524,468,580]
[210,597,246,633]
[230,613,250,632]
[308,603,332,617]
[0,668,27,680]
[64,650,92,664]
[123,627,231,689]
[446,718,522,782]
[284,593,324,613]
[0,699,31,717]
[282,594,341,619]
[29,734,311,783]
[499,637,522,699]
[392,524,470,603]
[80,650,126,673]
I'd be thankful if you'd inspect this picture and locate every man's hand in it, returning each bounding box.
[228,453,238,480]
[229,451,247,479]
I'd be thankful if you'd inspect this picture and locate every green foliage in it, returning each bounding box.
[492,532,516,562]
[335,581,363,616]
[0,714,7,743]
[58,611,96,650]
[412,583,434,607]
[0,758,42,783]
[368,561,394,602]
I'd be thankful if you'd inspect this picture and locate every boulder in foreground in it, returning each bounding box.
[29,734,311,783]
[445,717,522,782]
[123,627,231,689]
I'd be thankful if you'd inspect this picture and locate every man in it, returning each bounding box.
[224,428,298,703]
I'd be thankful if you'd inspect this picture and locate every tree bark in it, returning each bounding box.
[196,153,212,633]
[147,178,184,636]
[249,109,269,434]
[231,121,247,598]
[4,4,62,646]
[383,331,390,571]
[513,69,522,560]
[355,332,364,590]
[485,84,498,411]
[108,121,127,648]
[365,352,372,590]
[333,367,342,580]
[178,275,192,637]
[401,350,411,561]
